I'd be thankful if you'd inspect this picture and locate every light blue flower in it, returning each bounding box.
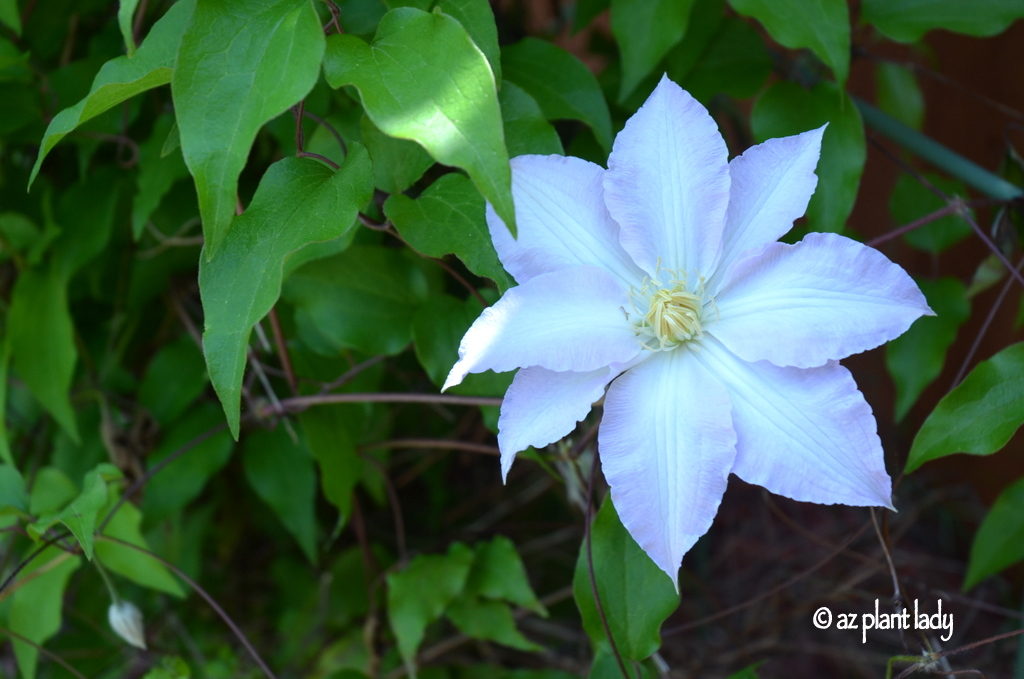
[444,76,932,585]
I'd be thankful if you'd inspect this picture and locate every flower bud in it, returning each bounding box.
[108,601,146,649]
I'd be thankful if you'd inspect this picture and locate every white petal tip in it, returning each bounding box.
[441,367,466,393]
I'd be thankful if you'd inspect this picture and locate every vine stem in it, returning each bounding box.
[584,450,634,679]
[96,536,279,679]
[854,98,1024,202]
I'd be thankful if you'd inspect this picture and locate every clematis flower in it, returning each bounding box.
[443,76,932,585]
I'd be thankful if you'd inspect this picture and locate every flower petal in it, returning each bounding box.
[598,348,736,585]
[603,75,730,278]
[443,266,640,391]
[693,338,893,508]
[487,155,644,287]
[497,365,621,480]
[711,232,932,368]
[712,126,825,288]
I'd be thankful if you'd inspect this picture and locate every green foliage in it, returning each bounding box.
[889,173,971,253]
[964,476,1024,589]
[906,343,1024,472]
[502,38,613,152]
[573,497,679,662]
[611,0,695,101]
[729,0,849,87]
[861,0,1024,42]
[8,547,81,679]
[385,173,511,289]
[28,0,192,186]
[752,81,865,234]
[323,8,515,234]
[3,0,1021,675]
[200,150,372,436]
[173,0,325,255]
[885,278,969,421]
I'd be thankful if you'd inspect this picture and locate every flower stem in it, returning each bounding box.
[854,97,1023,202]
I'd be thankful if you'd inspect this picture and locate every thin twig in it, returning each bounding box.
[267,308,298,395]
[96,536,279,679]
[867,204,962,247]
[0,626,88,679]
[952,254,1024,386]
[297,151,340,170]
[273,393,502,415]
[360,438,499,456]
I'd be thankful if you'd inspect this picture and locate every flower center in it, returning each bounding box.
[629,272,705,351]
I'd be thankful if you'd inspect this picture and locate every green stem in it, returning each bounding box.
[94,558,119,603]
[854,97,1023,202]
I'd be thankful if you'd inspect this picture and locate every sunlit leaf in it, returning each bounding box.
[172,0,325,254]
[324,8,515,233]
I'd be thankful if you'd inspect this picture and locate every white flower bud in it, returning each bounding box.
[108,601,147,649]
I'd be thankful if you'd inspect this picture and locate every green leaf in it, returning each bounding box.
[465,536,546,615]
[118,0,141,55]
[611,0,695,101]
[201,150,372,437]
[132,114,189,239]
[573,497,679,660]
[361,115,434,193]
[752,81,864,234]
[28,467,77,516]
[324,8,515,234]
[0,340,9,466]
[888,173,971,253]
[667,9,772,103]
[385,172,512,288]
[886,278,969,421]
[243,426,318,563]
[876,62,924,130]
[502,37,613,152]
[97,500,186,596]
[964,477,1024,589]
[37,466,111,560]
[9,175,119,441]
[500,81,564,156]
[143,656,192,679]
[862,0,1024,43]
[172,0,325,255]
[387,542,475,673]
[9,547,81,679]
[436,0,501,81]
[446,596,540,651]
[28,0,194,186]
[284,245,430,357]
[7,269,78,439]
[141,404,234,521]
[0,464,27,513]
[573,0,610,31]
[299,406,363,521]
[138,337,208,425]
[728,0,849,87]
[0,0,21,35]
[906,343,1024,472]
